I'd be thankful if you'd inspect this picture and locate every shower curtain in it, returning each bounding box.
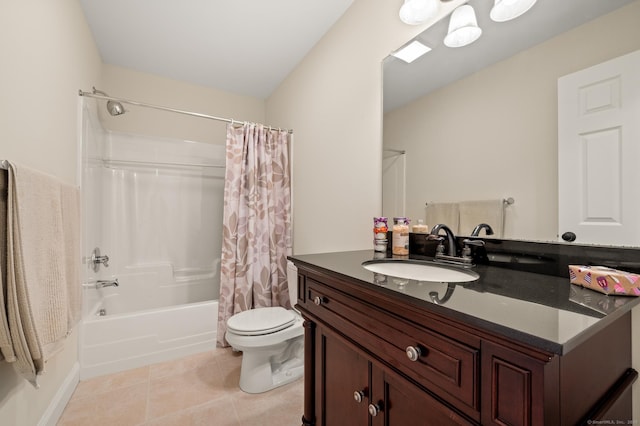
[217,123,292,347]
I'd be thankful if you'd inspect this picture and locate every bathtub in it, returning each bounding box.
[79,265,218,380]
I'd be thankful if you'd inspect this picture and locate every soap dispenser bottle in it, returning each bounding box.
[392,217,410,256]
[373,217,388,252]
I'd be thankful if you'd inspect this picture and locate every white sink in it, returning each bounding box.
[362,260,479,283]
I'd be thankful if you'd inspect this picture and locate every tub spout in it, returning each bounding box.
[96,279,119,288]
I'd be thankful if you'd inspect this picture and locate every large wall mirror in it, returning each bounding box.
[382,0,640,246]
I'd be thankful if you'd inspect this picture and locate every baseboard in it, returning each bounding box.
[38,361,79,426]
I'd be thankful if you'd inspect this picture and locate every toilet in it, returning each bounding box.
[225,261,304,393]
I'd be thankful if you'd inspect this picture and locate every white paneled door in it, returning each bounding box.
[558,49,640,246]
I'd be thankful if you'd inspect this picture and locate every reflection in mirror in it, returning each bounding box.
[429,283,456,305]
[382,0,640,245]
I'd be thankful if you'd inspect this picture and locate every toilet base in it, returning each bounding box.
[236,336,304,394]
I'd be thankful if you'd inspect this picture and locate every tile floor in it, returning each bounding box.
[57,348,304,426]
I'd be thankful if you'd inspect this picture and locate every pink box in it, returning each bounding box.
[569,265,640,296]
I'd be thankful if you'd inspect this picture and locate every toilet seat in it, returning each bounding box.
[227,307,296,336]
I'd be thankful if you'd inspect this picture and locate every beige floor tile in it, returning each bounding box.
[58,348,303,426]
[58,382,148,426]
[149,350,218,380]
[72,366,149,398]
[213,349,242,372]
[215,361,243,395]
[147,356,229,419]
[143,397,240,426]
[232,379,303,425]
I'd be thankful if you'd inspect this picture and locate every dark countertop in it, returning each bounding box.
[289,250,640,355]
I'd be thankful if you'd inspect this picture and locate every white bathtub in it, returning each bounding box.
[79,267,218,380]
[79,125,224,380]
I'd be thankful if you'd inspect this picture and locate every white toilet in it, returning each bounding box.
[225,261,304,393]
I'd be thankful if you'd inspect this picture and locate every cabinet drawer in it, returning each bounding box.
[305,278,479,415]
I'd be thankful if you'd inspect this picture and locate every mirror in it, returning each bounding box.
[382,0,640,245]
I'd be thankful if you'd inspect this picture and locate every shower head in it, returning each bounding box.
[92,87,126,116]
[106,100,125,116]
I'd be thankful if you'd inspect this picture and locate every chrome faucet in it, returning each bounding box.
[430,224,457,256]
[96,279,119,288]
[429,224,480,268]
[471,223,494,237]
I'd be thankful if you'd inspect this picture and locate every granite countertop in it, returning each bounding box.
[290,250,640,355]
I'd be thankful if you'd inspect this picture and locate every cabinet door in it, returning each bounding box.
[371,362,473,426]
[316,324,370,426]
[481,341,546,426]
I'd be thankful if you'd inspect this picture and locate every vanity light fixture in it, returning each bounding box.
[490,0,538,22]
[399,0,439,25]
[443,5,482,48]
[391,40,432,63]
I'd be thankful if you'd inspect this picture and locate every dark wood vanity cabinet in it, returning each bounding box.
[294,264,636,426]
[314,322,471,426]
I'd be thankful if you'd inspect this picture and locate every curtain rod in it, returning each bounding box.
[78,89,293,134]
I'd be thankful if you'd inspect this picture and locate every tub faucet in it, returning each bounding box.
[471,223,494,237]
[96,279,119,288]
[430,224,457,256]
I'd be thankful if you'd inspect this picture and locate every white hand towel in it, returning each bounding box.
[425,202,460,233]
[459,200,504,237]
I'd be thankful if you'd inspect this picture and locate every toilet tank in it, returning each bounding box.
[286,260,298,308]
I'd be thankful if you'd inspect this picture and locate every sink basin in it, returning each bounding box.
[362,260,479,283]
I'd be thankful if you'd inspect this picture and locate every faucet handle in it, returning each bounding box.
[462,239,485,247]
[462,239,484,259]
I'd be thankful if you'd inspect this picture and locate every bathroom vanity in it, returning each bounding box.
[291,249,639,426]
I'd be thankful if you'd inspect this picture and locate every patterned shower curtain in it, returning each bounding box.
[216,123,292,347]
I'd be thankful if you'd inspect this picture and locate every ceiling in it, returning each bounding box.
[79,0,354,99]
[383,0,636,112]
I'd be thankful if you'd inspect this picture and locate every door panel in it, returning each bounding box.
[371,363,473,426]
[317,325,370,426]
[558,49,640,245]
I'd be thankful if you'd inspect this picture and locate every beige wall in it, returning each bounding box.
[384,1,640,241]
[0,0,102,425]
[99,64,266,146]
[267,0,466,255]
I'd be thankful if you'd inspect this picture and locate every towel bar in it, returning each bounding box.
[425,197,515,206]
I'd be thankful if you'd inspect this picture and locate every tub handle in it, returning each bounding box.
[90,247,110,272]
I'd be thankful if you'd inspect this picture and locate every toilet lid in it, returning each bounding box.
[227,307,296,336]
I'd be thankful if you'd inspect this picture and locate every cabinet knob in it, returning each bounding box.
[313,296,323,306]
[406,345,423,362]
[353,390,365,403]
[368,403,382,417]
